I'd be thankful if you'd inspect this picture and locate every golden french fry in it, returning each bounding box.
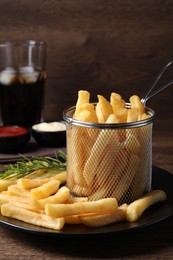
[17,178,49,189]
[131,124,152,200]
[127,107,139,122]
[0,192,30,203]
[0,180,16,192]
[79,204,127,227]
[106,114,122,124]
[124,133,140,154]
[0,193,31,210]
[66,170,75,192]
[89,146,128,200]
[1,203,65,231]
[89,147,132,201]
[75,103,98,123]
[9,200,41,212]
[66,196,88,203]
[96,95,113,123]
[115,108,128,123]
[71,184,90,197]
[17,171,67,189]
[111,154,140,202]
[68,126,89,190]
[26,168,48,179]
[31,180,60,199]
[73,90,90,119]
[7,185,31,198]
[30,186,70,210]
[110,92,126,115]
[126,190,167,222]
[76,110,94,123]
[45,198,118,218]
[83,114,122,186]
[129,95,145,120]
[141,113,150,120]
[48,171,67,184]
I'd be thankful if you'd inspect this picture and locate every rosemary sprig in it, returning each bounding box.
[0,150,66,180]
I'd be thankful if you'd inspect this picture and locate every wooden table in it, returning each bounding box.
[0,101,172,260]
[0,216,172,260]
[0,1,173,258]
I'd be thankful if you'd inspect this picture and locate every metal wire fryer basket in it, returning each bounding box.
[63,105,155,205]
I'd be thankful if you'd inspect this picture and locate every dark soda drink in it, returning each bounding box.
[0,67,46,128]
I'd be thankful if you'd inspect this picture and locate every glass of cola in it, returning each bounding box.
[0,40,46,128]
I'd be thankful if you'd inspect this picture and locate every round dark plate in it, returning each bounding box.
[0,165,173,237]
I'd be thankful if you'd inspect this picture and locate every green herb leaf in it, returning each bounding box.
[0,150,67,179]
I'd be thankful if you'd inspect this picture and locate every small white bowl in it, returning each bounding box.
[32,121,66,147]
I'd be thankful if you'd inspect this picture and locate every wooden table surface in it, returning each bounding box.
[0,102,172,260]
[0,0,173,259]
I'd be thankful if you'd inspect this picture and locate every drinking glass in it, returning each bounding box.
[0,40,46,128]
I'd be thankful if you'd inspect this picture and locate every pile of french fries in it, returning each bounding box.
[73,90,149,123]
[67,90,153,202]
[0,171,167,230]
[0,90,167,231]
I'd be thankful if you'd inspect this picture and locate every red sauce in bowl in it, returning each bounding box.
[0,126,29,137]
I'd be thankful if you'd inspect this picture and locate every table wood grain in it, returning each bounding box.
[0,106,172,260]
[0,0,173,259]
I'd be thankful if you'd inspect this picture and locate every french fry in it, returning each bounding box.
[69,126,89,188]
[131,124,152,200]
[0,193,30,207]
[141,113,150,120]
[1,203,65,231]
[31,180,60,200]
[110,154,140,202]
[115,108,128,123]
[129,95,145,120]
[76,110,94,123]
[124,133,140,154]
[30,186,70,210]
[17,171,67,189]
[66,196,88,203]
[71,184,90,197]
[49,171,67,184]
[79,203,127,227]
[25,168,48,179]
[73,90,90,119]
[66,129,76,191]
[7,185,31,198]
[110,92,126,115]
[45,198,118,218]
[96,95,113,123]
[0,180,16,192]
[89,146,129,200]
[83,114,122,186]
[127,107,139,122]
[18,178,50,189]
[9,200,41,212]
[0,90,156,232]
[75,103,98,123]
[126,190,167,222]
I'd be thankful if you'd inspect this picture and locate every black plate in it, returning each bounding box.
[0,166,173,237]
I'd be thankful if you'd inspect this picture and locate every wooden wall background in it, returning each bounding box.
[0,0,173,123]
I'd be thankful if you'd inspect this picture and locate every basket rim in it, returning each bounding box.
[63,103,155,129]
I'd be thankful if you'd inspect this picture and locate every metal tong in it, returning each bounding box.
[141,61,173,106]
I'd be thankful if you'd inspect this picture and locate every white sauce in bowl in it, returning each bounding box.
[32,122,66,132]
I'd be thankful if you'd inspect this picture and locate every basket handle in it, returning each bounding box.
[141,61,173,106]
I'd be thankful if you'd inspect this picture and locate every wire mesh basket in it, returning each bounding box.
[63,105,155,205]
